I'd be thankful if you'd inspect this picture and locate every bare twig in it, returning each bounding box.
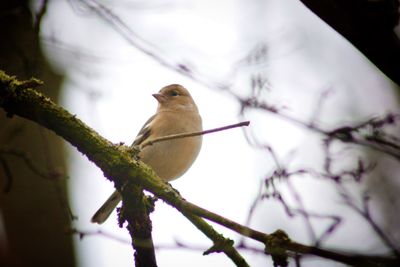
[74,0,400,162]
[69,228,130,244]
[38,126,76,221]
[1,71,399,267]
[309,87,333,127]
[140,121,250,148]
[262,146,319,244]
[0,147,56,180]
[0,145,77,220]
[285,178,317,243]
[0,71,248,266]
[181,211,250,267]
[70,228,264,254]
[338,186,400,257]
[244,138,340,246]
[240,97,400,161]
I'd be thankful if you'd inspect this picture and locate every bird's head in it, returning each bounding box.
[153,84,198,112]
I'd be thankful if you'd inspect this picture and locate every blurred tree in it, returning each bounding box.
[299,0,400,86]
[0,1,75,267]
[299,0,400,254]
[0,0,399,266]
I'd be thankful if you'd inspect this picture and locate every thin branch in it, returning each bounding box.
[38,126,76,221]
[285,178,317,243]
[0,146,77,220]
[140,121,250,148]
[70,228,264,254]
[74,0,400,162]
[241,97,400,161]
[181,211,250,267]
[262,144,318,244]
[1,71,399,267]
[69,228,130,244]
[339,186,400,257]
[0,147,57,180]
[242,137,340,246]
[0,71,248,266]
[309,87,333,127]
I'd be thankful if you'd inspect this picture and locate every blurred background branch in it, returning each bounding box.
[1,0,399,266]
[1,71,399,266]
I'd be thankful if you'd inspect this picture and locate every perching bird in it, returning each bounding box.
[91,84,203,224]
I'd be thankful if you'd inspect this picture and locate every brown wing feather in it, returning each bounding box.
[131,114,156,147]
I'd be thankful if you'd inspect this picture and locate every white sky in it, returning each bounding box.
[38,0,399,266]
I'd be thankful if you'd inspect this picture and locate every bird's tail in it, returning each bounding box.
[91,190,121,224]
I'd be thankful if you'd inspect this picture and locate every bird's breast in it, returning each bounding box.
[138,111,203,181]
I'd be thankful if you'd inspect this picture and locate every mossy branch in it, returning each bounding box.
[1,70,398,267]
[0,70,248,266]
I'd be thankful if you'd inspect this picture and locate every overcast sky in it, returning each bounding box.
[38,0,399,266]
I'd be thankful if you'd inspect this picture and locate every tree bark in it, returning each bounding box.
[0,1,75,266]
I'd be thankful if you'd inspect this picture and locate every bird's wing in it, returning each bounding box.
[131,114,156,147]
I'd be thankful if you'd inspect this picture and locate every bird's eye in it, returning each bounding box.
[170,90,179,96]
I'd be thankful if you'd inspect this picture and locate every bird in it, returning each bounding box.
[91,84,203,224]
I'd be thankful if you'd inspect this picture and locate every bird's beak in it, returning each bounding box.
[152,93,167,103]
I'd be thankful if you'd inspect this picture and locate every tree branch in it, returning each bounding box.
[118,184,158,267]
[74,0,400,160]
[0,70,248,266]
[141,121,250,148]
[181,211,249,267]
[0,147,59,180]
[1,71,398,267]
[239,97,400,161]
